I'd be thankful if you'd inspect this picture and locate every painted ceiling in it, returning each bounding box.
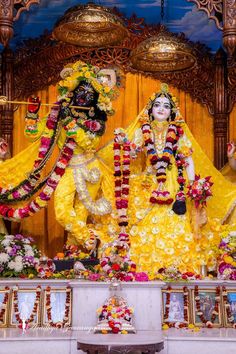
[11,0,222,53]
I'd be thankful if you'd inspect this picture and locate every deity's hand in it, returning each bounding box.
[27,96,41,114]
[227,142,236,158]
[0,138,10,160]
[114,128,128,144]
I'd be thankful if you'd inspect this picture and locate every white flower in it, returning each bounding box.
[8,261,16,270]
[15,256,23,263]
[152,227,159,235]
[24,245,32,252]
[0,252,9,263]
[77,221,86,227]
[229,231,236,237]
[130,226,138,236]
[14,262,23,272]
[23,238,30,244]
[26,250,34,257]
[1,239,11,247]
[5,246,12,254]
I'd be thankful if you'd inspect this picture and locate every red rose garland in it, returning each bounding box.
[45,286,71,328]
[113,135,131,246]
[141,120,184,205]
[222,286,236,328]
[163,286,189,328]
[0,105,61,201]
[13,285,41,326]
[194,285,220,327]
[0,138,76,220]
[0,286,10,323]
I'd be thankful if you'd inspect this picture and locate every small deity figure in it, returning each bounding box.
[168,294,184,322]
[200,295,213,321]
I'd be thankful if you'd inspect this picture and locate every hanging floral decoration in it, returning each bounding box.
[45,286,71,328]
[113,128,131,245]
[187,175,213,209]
[13,285,41,327]
[163,286,189,329]
[0,286,10,323]
[0,106,61,203]
[194,285,220,327]
[222,286,236,328]
[0,139,76,220]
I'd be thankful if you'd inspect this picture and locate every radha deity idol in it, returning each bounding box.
[96,84,236,274]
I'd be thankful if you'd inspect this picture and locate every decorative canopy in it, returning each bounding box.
[52,3,128,47]
[130,30,196,72]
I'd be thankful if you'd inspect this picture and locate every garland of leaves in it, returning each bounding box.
[222,286,236,328]
[0,287,10,323]
[163,286,189,328]
[194,285,220,327]
[45,286,71,328]
[13,285,41,326]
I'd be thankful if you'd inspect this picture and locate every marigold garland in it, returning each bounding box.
[0,286,10,323]
[194,285,220,327]
[45,286,71,328]
[13,285,41,326]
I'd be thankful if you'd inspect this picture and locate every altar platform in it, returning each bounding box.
[0,328,236,354]
[0,279,236,353]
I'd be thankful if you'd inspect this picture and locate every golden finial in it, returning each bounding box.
[160,83,169,94]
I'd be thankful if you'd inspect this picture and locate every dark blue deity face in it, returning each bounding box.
[72,81,97,107]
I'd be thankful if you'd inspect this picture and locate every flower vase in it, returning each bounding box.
[191,205,208,240]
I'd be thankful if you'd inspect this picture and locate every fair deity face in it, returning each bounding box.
[151,96,171,122]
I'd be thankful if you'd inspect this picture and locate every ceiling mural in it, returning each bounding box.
[11,0,222,52]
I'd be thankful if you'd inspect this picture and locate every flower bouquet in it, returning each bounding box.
[0,234,40,277]
[218,230,236,280]
[187,175,213,208]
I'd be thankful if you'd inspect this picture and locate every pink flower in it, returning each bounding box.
[135,272,149,282]
[84,120,101,132]
[88,273,101,281]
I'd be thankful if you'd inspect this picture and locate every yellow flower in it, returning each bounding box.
[101,330,108,334]
[104,86,111,93]
[121,330,128,334]
[162,324,169,330]
[28,274,35,279]
[224,255,234,264]
[188,324,195,329]
[84,71,91,78]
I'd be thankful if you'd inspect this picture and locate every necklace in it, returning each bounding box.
[151,120,168,156]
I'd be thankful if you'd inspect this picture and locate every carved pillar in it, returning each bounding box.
[213,48,229,170]
[0,47,14,154]
[223,0,236,59]
[0,0,14,47]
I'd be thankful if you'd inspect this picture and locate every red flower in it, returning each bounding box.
[84,120,101,132]
[112,263,120,271]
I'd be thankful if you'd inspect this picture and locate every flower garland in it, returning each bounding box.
[0,139,76,220]
[222,286,236,328]
[163,286,189,328]
[0,105,61,202]
[113,130,131,245]
[0,286,10,323]
[13,285,41,326]
[141,120,183,205]
[45,286,71,328]
[194,285,220,327]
